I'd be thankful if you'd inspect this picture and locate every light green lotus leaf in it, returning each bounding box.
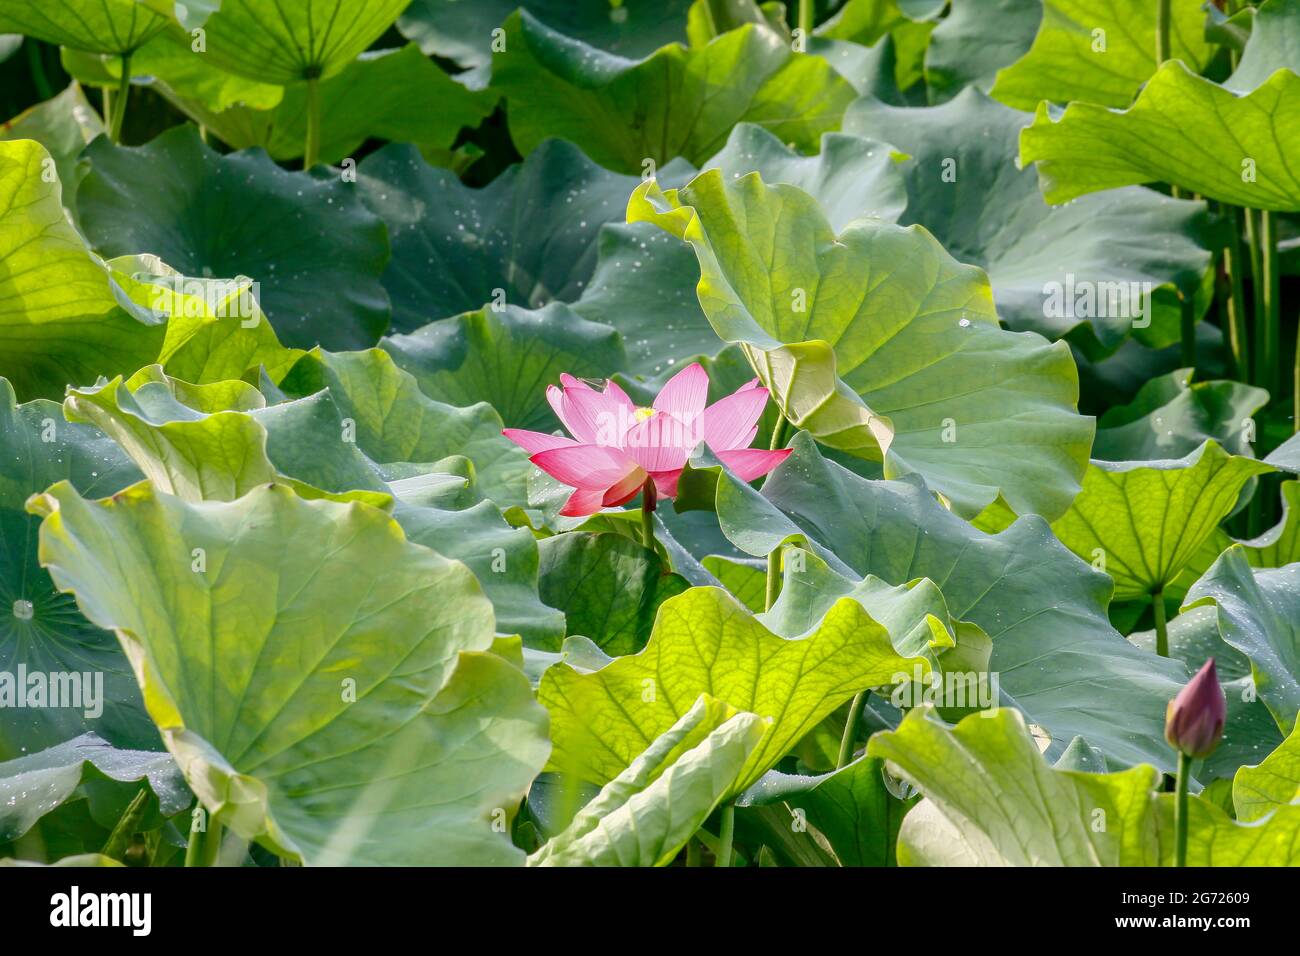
[529,694,764,867]
[1019,0,1300,211]
[0,140,165,401]
[382,303,625,432]
[539,585,928,798]
[1093,368,1269,461]
[493,12,856,175]
[1267,432,1300,471]
[715,433,1189,770]
[77,125,391,350]
[737,755,910,866]
[0,0,170,55]
[1155,790,1300,865]
[844,90,1215,350]
[399,0,693,77]
[0,852,125,867]
[1183,547,1300,735]
[629,167,1092,519]
[28,480,550,866]
[0,380,152,761]
[172,0,412,85]
[815,0,915,46]
[536,532,690,656]
[989,0,1212,111]
[1050,441,1274,601]
[700,555,767,613]
[924,0,1041,102]
[0,733,187,846]
[0,83,103,210]
[1235,719,1300,822]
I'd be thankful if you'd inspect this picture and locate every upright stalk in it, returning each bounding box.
[108,53,132,144]
[1224,207,1251,381]
[26,38,53,101]
[1155,0,1172,66]
[184,811,222,867]
[1173,751,1192,866]
[1260,210,1281,401]
[714,804,735,867]
[640,478,657,551]
[798,0,814,37]
[303,75,322,170]
[1152,590,1169,658]
[764,415,790,611]
[837,692,866,768]
[1246,208,1266,377]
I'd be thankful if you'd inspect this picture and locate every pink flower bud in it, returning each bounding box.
[1164,658,1226,759]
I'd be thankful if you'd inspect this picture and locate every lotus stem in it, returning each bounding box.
[1224,206,1252,381]
[837,691,867,768]
[1173,751,1191,866]
[764,414,791,611]
[100,786,149,862]
[26,38,52,101]
[1245,208,1265,375]
[304,75,322,170]
[1152,589,1169,658]
[714,804,735,867]
[640,477,657,551]
[1155,0,1171,65]
[1260,210,1280,402]
[184,808,222,867]
[108,53,132,144]
[686,838,701,867]
[798,0,814,37]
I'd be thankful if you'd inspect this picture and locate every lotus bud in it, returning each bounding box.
[1164,658,1226,759]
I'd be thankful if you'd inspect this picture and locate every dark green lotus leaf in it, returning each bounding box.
[630,167,1093,520]
[29,480,551,865]
[536,532,690,656]
[1094,368,1269,461]
[924,0,1041,102]
[398,0,693,77]
[715,433,1189,770]
[177,0,412,85]
[0,0,170,55]
[0,83,103,211]
[844,90,1215,350]
[1019,0,1300,211]
[0,380,152,761]
[1267,432,1300,472]
[989,0,1212,110]
[493,12,856,174]
[382,303,625,432]
[77,125,391,350]
[0,140,165,401]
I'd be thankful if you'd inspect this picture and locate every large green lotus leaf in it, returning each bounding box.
[529,694,764,867]
[0,733,187,845]
[0,0,170,55]
[539,585,928,798]
[988,0,1211,111]
[629,168,1092,520]
[1155,789,1300,865]
[1183,547,1300,736]
[0,140,164,401]
[924,0,1041,102]
[737,755,910,866]
[1020,0,1300,212]
[1235,720,1300,822]
[1093,368,1269,462]
[28,480,550,865]
[493,13,856,175]
[0,380,152,760]
[1050,442,1274,601]
[381,303,625,432]
[0,83,103,210]
[398,0,693,76]
[844,90,1214,350]
[77,125,391,350]
[536,532,690,656]
[178,0,412,85]
[278,347,533,509]
[358,140,648,332]
[715,433,1189,770]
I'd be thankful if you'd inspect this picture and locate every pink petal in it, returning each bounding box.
[561,385,630,446]
[716,447,792,482]
[547,384,595,442]
[531,443,636,490]
[560,487,606,517]
[702,384,770,451]
[622,411,695,473]
[650,470,682,498]
[603,467,648,507]
[502,428,578,455]
[653,363,709,423]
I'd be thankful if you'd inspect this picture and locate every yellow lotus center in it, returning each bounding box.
[633,406,655,422]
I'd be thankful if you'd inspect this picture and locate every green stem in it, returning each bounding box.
[1152,589,1169,658]
[26,38,53,101]
[640,477,657,551]
[100,786,149,862]
[798,0,814,37]
[714,804,735,867]
[837,691,867,769]
[763,415,791,611]
[1155,0,1171,65]
[184,809,222,867]
[107,53,132,144]
[1246,207,1266,383]
[1225,207,1252,381]
[686,839,701,867]
[1173,751,1192,867]
[1260,210,1280,401]
[303,76,322,170]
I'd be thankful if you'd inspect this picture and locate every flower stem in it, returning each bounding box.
[107,53,132,144]
[1173,751,1192,866]
[714,804,735,867]
[1260,210,1280,402]
[1155,0,1171,65]
[837,691,867,768]
[764,414,791,611]
[26,39,53,101]
[303,75,322,170]
[1224,206,1252,381]
[798,0,814,36]
[640,477,657,551]
[184,809,222,867]
[686,838,701,867]
[1152,589,1169,658]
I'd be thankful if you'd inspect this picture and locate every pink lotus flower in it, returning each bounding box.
[1165,658,1226,759]
[503,363,791,516]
